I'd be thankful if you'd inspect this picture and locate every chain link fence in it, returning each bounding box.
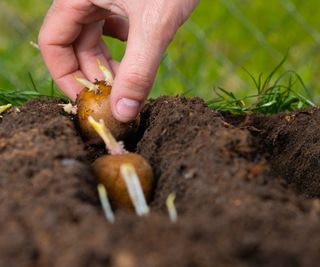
[1,0,320,103]
[156,0,320,102]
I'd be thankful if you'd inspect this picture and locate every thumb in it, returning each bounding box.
[110,16,175,122]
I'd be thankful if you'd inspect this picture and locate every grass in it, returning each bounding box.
[1,0,320,110]
[0,76,65,106]
[208,56,316,114]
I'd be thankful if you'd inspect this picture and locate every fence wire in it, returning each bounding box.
[157,0,320,102]
[1,0,320,103]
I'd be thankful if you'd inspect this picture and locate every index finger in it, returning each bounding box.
[38,0,108,100]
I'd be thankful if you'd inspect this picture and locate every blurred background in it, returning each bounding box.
[1,0,320,104]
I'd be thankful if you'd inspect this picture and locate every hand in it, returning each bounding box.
[38,0,198,122]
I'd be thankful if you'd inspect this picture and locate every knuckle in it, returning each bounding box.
[125,69,153,93]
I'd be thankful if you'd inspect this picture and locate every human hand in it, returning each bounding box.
[39,0,198,122]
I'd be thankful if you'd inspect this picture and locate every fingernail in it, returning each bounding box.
[116,98,140,120]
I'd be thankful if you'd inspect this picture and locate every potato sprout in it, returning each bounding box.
[97,183,115,223]
[166,193,178,223]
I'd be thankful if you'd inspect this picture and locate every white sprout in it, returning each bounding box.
[97,59,114,85]
[30,41,40,50]
[120,163,150,216]
[74,76,99,92]
[97,183,115,223]
[58,103,78,115]
[88,116,126,155]
[166,193,178,223]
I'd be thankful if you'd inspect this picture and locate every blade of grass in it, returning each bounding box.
[261,53,288,93]
[28,72,38,92]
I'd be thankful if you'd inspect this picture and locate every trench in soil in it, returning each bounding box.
[1,96,320,267]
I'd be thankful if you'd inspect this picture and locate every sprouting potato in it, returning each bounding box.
[93,153,153,209]
[88,116,153,213]
[76,80,140,144]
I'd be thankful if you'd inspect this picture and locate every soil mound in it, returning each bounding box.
[0,97,320,267]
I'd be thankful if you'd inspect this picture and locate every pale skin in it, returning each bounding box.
[39,0,199,122]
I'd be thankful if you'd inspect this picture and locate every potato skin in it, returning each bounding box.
[76,80,139,144]
[92,153,153,209]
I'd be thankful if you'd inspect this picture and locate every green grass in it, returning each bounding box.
[0,77,66,106]
[0,1,60,105]
[1,0,320,111]
[208,56,316,114]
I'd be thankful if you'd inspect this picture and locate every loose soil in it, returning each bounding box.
[1,96,320,267]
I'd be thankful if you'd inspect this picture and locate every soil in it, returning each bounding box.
[1,96,320,267]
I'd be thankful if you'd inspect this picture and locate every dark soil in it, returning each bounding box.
[1,96,320,267]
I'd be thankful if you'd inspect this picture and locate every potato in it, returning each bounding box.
[76,80,140,144]
[92,153,153,209]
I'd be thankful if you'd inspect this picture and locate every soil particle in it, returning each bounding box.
[0,97,320,267]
